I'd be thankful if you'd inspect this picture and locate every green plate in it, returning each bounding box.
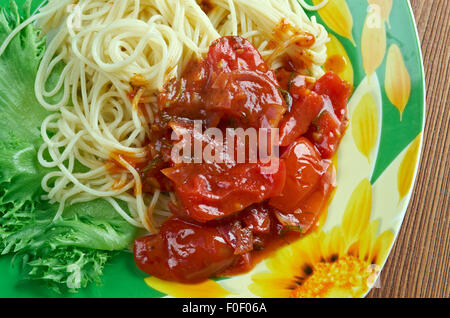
[0,0,425,298]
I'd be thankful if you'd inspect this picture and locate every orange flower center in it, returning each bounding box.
[290,256,375,298]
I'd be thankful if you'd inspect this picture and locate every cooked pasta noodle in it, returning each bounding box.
[3,0,329,232]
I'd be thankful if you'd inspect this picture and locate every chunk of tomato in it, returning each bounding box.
[298,72,352,159]
[306,107,342,159]
[134,217,237,283]
[313,71,352,122]
[269,137,327,213]
[208,37,286,128]
[208,36,270,75]
[162,159,286,223]
[278,89,324,146]
[158,59,211,121]
[272,162,335,233]
[208,70,286,128]
[240,204,272,234]
[159,36,286,129]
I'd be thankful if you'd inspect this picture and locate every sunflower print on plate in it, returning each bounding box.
[249,179,394,298]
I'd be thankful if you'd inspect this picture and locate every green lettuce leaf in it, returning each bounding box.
[0,199,136,293]
[0,0,48,208]
[0,1,138,293]
[1,200,136,254]
[0,1,48,142]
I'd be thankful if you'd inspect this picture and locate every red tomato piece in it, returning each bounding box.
[313,71,352,122]
[208,70,286,128]
[159,36,286,129]
[240,204,272,234]
[207,37,287,128]
[158,60,226,128]
[278,89,324,146]
[269,137,327,213]
[306,107,342,159]
[134,217,237,283]
[272,162,335,233]
[162,160,286,223]
[158,59,209,118]
[286,72,351,159]
[208,36,270,75]
[275,68,293,91]
[217,220,254,255]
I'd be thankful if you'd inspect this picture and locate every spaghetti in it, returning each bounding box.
[4,0,329,232]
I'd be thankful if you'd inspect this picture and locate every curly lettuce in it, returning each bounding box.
[0,1,138,293]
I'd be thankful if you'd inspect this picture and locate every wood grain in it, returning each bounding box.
[367,0,449,298]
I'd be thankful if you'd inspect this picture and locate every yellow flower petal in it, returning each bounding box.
[370,230,395,264]
[313,0,355,45]
[322,226,347,258]
[367,0,393,25]
[144,277,233,298]
[352,220,379,262]
[385,44,411,120]
[397,133,422,201]
[361,11,386,76]
[341,179,372,244]
[351,92,379,162]
[265,242,297,274]
[324,34,354,87]
[249,273,294,298]
[266,232,324,275]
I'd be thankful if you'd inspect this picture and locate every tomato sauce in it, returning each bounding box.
[324,54,347,75]
[132,36,352,283]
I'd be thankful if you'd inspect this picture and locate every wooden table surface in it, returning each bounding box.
[367,0,449,298]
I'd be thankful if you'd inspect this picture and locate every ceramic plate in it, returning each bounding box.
[0,0,425,298]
